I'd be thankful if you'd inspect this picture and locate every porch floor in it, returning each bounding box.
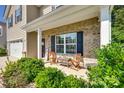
[44,58,97,79]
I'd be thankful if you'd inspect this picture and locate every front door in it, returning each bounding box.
[42,38,45,57]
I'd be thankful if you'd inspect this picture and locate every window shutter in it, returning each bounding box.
[11,15,13,27]
[51,35,55,52]
[20,5,22,21]
[77,31,83,56]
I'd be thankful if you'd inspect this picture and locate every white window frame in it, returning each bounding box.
[0,27,3,37]
[55,33,77,54]
[15,5,22,23]
[65,33,77,54]
[55,34,64,54]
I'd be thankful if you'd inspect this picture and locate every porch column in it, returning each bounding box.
[100,6,111,48]
[37,28,42,59]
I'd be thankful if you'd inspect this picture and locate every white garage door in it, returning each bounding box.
[10,41,23,58]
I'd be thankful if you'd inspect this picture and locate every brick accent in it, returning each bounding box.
[43,17,100,58]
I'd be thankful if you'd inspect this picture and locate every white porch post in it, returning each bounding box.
[100,6,111,48]
[37,28,42,59]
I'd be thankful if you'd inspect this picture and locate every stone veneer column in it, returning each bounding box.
[100,6,111,48]
[37,28,42,59]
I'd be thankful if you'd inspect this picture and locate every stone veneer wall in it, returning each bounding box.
[42,17,100,58]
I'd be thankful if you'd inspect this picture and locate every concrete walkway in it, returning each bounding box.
[45,58,97,79]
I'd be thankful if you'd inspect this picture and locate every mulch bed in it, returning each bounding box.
[0,74,35,88]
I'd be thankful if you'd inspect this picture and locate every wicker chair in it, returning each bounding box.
[69,53,82,69]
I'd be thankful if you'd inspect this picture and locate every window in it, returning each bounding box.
[8,15,13,28]
[56,35,64,53]
[0,27,2,37]
[15,5,22,23]
[55,33,77,54]
[66,33,77,53]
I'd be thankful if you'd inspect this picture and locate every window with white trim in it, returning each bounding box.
[56,34,64,53]
[15,5,22,23]
[0,27,3,37]
[55,33,77,54]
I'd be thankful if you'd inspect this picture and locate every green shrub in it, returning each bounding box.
[2,62,28,87]
[2,58,44,88]
[88,43,124,88]
[60,75,87,88]
[17,57,44,82]
[0,48,6,56]
[35,67,65,88]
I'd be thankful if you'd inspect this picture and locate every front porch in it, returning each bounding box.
[44,58,97,79]
[23,5,111,60]
[22,6,112,75]
[26,17,100,60]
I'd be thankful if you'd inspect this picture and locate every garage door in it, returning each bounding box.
[10,41,23,58]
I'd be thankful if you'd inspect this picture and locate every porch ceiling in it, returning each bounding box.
[22,5,100,32]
